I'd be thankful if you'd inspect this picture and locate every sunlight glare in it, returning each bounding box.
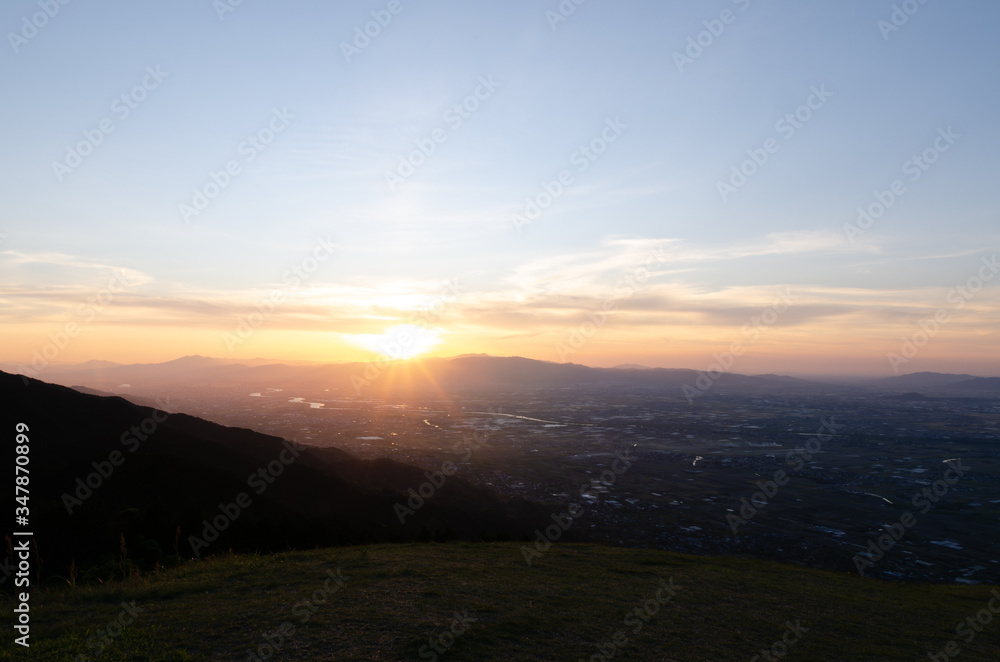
[349,324,442,360]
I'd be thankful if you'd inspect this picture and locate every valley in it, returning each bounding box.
[45,356,1000,585]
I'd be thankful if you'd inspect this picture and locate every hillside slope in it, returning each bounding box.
[0,371,548,580]
[1,543,997,661]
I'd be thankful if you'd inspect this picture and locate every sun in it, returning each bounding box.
[349,324,442,360]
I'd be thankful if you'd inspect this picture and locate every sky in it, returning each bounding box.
[1,0,999,377]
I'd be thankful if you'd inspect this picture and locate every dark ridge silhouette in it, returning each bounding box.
[1,370,549,583]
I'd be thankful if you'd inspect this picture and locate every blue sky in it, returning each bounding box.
[1,0,998,375]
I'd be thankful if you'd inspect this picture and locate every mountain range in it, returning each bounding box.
[5,355,999,397]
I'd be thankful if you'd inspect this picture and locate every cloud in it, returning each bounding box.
[2,236,995,361]
[0,250,154,285]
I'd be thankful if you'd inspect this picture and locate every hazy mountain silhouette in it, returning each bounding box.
[14,356,998,408]
[867,372,1000,395]
[869,372,979,390]
[29,354,859,396]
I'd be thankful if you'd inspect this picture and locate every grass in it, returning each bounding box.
[1,542,998,661]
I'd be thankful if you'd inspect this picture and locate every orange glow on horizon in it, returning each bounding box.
[2,316,999,379]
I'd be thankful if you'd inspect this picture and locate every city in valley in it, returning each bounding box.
[35,355,1000,585]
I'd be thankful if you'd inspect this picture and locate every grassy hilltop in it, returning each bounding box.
[2,542,998,661]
